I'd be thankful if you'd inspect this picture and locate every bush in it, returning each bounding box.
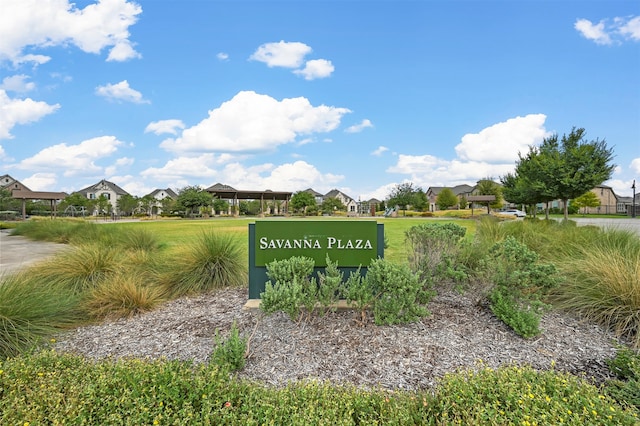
[211,321,247,372]
[605,347,640,410]
[362,258,434,326]
[0,273,81,358]
[405,222,468,284]
[163,231,247,297]
[482,236,559,338]
[260,256,318,322]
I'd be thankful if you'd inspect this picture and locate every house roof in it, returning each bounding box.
[324,189,355,202]
[427,184,474,196]
[302,188,324,197]
[205,183,292,201]
[76,179,129,196]
[146,188,178,199]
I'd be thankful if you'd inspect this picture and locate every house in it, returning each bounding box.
[75,179,130,215]
[586,185,620,215]
[323,189,358,214]
[301,188,325,206]
[358,198,381,216]
[144,188,178,215]
[426,184,474,212]
[1,174,67,218]
[0,174,31,192]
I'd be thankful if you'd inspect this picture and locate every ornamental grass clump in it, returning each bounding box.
[0,273,81,359]
[553,229,640,347]
[163,231,246,297]
[28,243,122,293]
[82,272,167,320]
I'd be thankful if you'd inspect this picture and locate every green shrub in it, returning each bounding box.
[366,258,433,326]
[0,273,81,358]
[211,321,247,372]
[260,256,317,322]
[482,236,559,338]
[405,222,468,284]
[605,347,640,410]
[316,255,343,314]
[163,231,247,296]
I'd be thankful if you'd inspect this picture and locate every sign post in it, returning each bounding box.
[248,220,384,299]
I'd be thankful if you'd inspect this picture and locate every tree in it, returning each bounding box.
[176,186,212,217]
[290,191,317,215]
[572,191,601,214]
[117,194,139,216]
[539,128,615,220]
[458,194,468,210]
[321,197,345,215]
[413,189,428,212]
[160,196,177,215]
[476,178,503,213]
[212,198,229,215]
[96,194,111,216]
[387,182,418,215]
[436,188,458,210]
[139,195,155,216]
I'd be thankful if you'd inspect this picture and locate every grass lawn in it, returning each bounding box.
[109,216,477,265]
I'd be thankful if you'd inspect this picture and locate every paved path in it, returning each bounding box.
[570,218,640,236]
[0,229,71,276]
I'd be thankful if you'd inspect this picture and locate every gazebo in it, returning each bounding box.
[11,190,68,219]
[205,183,292,216]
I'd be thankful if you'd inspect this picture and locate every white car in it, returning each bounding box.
[502,209,526,218]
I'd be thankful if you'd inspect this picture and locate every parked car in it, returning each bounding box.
[502,209,526,218]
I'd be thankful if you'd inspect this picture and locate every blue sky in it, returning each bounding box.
[1,0,638,201]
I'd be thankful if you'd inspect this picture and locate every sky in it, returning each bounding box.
[0,0,638,202]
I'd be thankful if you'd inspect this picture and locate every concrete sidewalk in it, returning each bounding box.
[0,229,71,276]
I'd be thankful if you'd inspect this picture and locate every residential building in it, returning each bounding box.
[324,189,358,214]
[1,174,31,192]
[75,179,130,215]
[426,184,474,212]
[145,188,178,215]
[301,188,324,205]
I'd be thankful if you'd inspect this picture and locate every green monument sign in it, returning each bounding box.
[248,220,384,298]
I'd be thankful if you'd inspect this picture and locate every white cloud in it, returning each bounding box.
[386,114,550,191]
[14,135,124,176]
[104,157,134,176]
[107,40,141,62]
[0,0,142,64]
[22,172,57,191]
[160,91,350,154]
[1,75,35,93]
[145,119,186,135]
[219,160,343,192]
[575,16,640,45]
[346,119,374,134]
[0,145,7,160]
[455,113,549,163]
[575,19,612,45]
[371,146,388,157]
[140,154,234,182]
[0,90,60,139]
[249,41,312,68]
[96,80,149,104]
[631,158,640,174]
[619,16,640,41]
[293,59,335,80]
[217,52,229,61]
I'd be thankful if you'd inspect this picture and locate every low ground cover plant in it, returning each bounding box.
[0,350,638,425]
